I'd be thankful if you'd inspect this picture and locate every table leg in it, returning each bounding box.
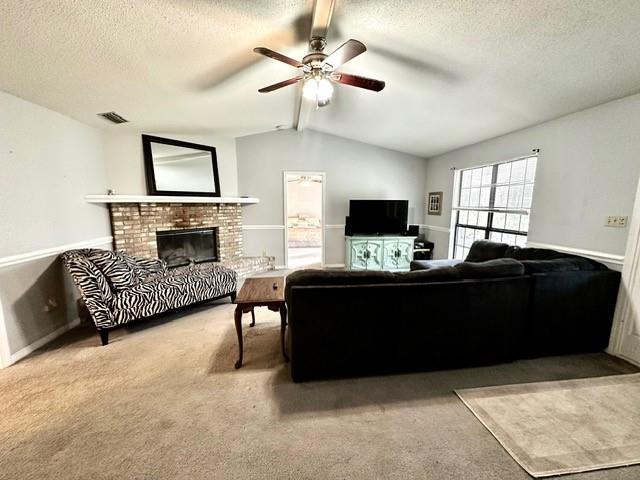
[280,304,289,362]
[234,306,243,369]
[250,308,256,327]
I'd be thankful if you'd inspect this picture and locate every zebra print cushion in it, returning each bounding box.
[131,255,167,275]
[88,250,141,291]
[62,249,237,329]
[113,263,237,324]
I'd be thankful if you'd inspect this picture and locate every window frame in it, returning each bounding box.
[450,155,538,260]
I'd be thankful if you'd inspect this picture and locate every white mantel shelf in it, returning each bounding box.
[85,195,259,205]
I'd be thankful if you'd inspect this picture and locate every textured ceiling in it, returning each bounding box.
[2,0,640,157]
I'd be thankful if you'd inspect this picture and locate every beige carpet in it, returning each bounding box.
[456,374,640,477]
[1,300,640,479]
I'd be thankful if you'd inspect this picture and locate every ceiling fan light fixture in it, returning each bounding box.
[303,76,333,106]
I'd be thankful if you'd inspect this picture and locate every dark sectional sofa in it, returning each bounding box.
[285,240,620,382]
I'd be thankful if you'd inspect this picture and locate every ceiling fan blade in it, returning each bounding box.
[258,76,303,93]
[253,47,305,69]
[310,0,336,39]
[333,73,385,92]
[323,39,366,69]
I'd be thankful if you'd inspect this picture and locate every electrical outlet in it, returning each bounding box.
[605,216,628,228]
[43,297,58,312]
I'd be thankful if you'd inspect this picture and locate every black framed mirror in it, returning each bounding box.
[142,135,221,197]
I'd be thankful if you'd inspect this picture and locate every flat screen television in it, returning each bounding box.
[348,200,409,235]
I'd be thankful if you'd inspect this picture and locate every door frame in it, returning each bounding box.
[0,299,10,368]
[283,171,326,269]
[607,176,640,366]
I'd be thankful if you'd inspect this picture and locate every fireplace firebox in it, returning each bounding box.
[156,227,218,267]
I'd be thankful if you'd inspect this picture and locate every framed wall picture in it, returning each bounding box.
[427,192,443,215]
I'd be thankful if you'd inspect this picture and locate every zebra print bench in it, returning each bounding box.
[62,249,237,345]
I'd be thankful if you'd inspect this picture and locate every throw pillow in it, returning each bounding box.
[88,250,141,291]
[455,258,525,279]
[465,240,510,262]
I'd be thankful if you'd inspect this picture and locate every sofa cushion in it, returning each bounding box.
[88,250,141,291]
[465,240,510,262]
[455,258,525,279]
[286,269,396,303]
[395,267,461,283]
[410,259,463,271]
[113,263,237,324]
[521,258,607,274]
[286,269,396,287]
[503,246,564,261]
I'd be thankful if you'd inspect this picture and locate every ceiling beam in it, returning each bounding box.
[310,0,336,39]
[293,88,312,131]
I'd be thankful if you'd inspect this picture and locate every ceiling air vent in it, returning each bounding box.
[98,111,129,124]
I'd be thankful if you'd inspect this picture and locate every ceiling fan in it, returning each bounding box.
[253,1,385,108]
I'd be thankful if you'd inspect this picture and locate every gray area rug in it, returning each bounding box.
[456,373,640,477]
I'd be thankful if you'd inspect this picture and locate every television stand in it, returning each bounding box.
[345,235,416,271]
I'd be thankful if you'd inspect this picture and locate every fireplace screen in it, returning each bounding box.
[156,227,218,267]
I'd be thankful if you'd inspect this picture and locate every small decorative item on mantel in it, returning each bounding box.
[427,192,443,215]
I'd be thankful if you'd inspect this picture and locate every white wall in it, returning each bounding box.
[237,129,428,266]
[104,132,238,196]
[0,90,111,366]
[423,93,640,262]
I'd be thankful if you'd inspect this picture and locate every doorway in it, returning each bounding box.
[609,177,640,366]
[284,172,325,269]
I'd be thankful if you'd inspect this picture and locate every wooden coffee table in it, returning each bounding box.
[233,276,289,369]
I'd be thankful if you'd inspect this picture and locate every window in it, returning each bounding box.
[452,155,538,260]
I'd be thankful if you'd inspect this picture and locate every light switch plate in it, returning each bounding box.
[605,216,628,228]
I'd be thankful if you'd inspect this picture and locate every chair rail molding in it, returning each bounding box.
[0,236,114,269]
[241,225,285,230]
[420,224,451,233]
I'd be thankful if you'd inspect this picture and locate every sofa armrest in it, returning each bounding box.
[61,250,116,329]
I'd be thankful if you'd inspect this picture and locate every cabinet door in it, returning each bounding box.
[383,239,413,271]
[350,240,383,270]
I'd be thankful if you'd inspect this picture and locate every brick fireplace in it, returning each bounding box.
[108,202,274,278]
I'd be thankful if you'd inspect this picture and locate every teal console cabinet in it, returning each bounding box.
[345,236,415,271]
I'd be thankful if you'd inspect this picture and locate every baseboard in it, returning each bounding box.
[608,349,640,369]
[6,317,81,367]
